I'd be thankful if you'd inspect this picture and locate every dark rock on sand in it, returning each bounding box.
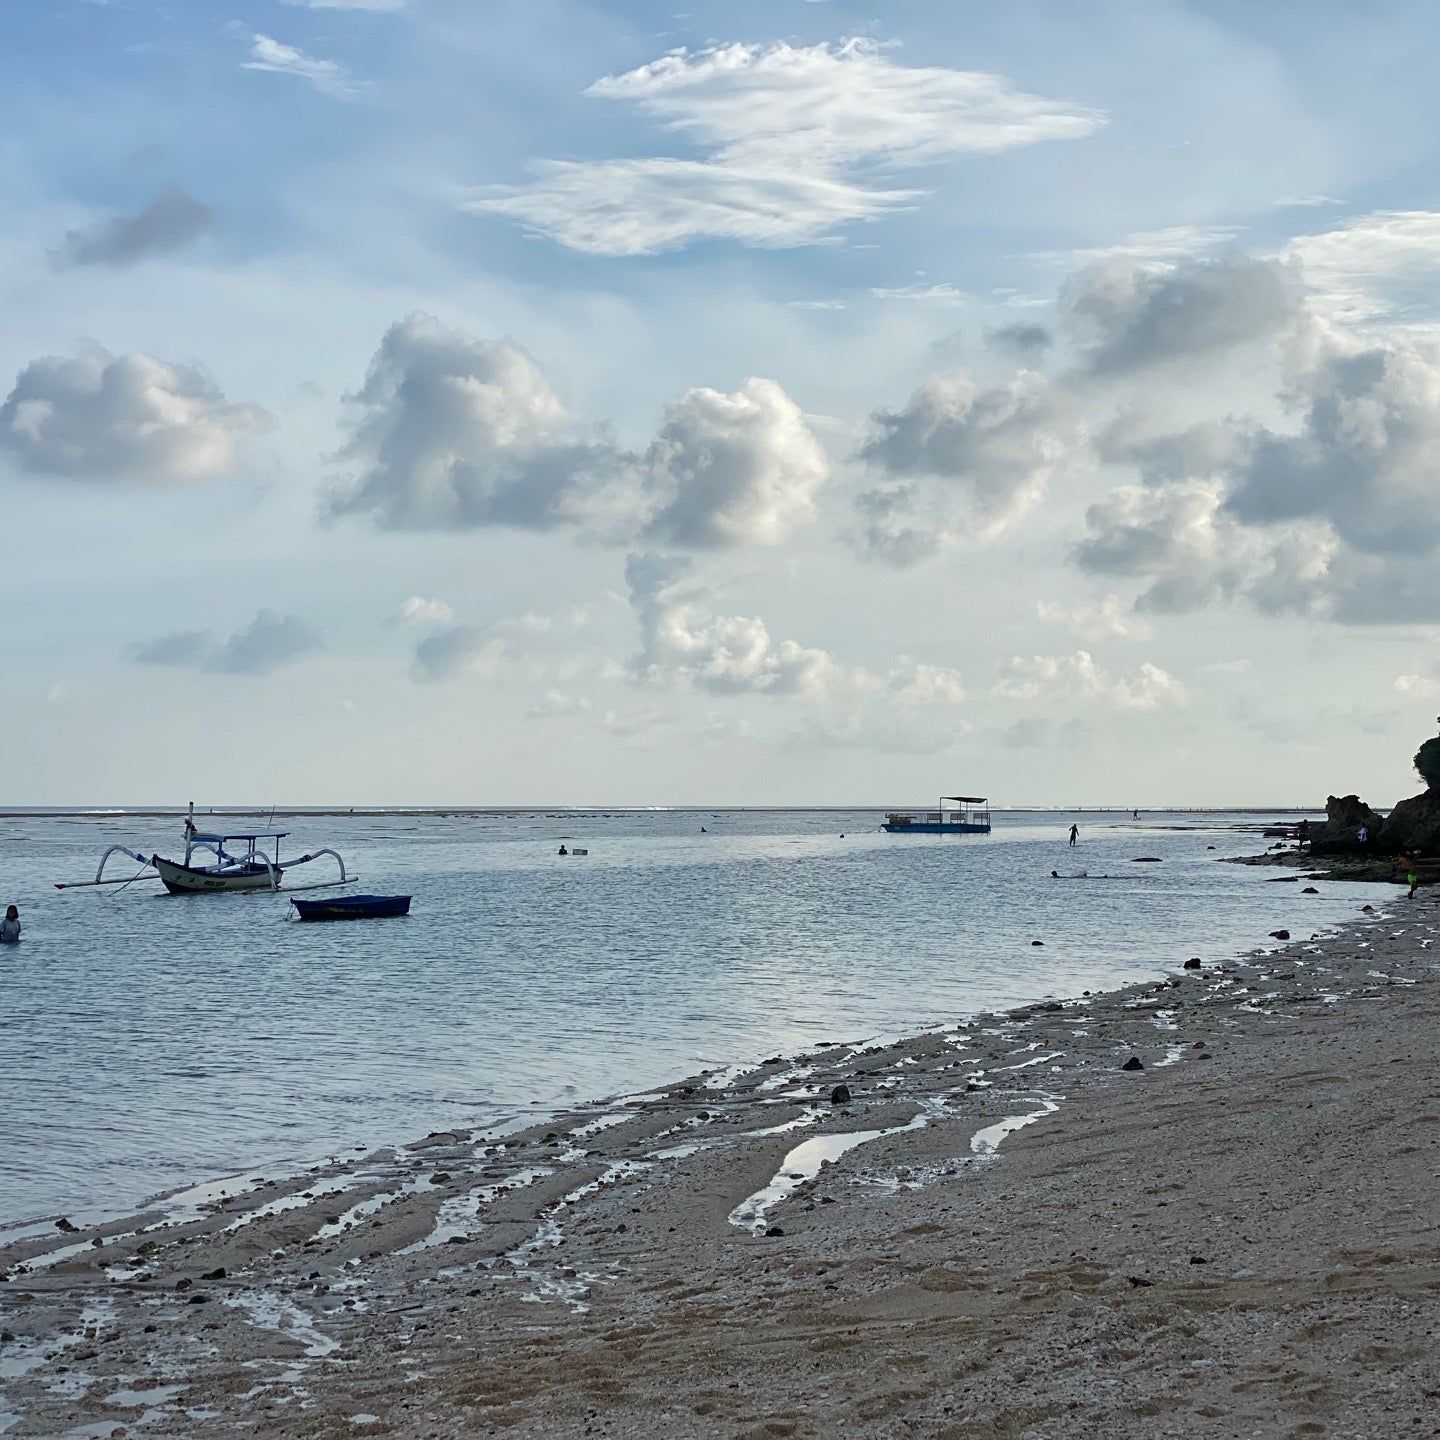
[55,1218,78,1233]
[765,1226,785,1237]
[1270,930,1290,940]
[202,1267,226,1280]
[1302,886,1319,893]
[1310,793,1386,853]
[1121,1057,1145,1072]
[1031,940,1044,947]
[829,1084,852,1105]
[1378,787,1440,856]
[1183,958,1201,970]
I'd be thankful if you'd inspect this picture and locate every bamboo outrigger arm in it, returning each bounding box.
[54,846,158,889]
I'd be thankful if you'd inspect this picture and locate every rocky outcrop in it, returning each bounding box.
[1308,794,1387,853]
[1377,789,1440,856]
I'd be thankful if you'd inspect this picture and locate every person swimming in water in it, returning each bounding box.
[0,906,20,943]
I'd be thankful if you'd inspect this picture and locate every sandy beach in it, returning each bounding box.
[3,885,1438,1438]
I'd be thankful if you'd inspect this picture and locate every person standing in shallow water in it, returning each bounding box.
[0,906,19,943]
[1068,824,1079,847]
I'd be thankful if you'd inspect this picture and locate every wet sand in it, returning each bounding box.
[3,892,1439,1437]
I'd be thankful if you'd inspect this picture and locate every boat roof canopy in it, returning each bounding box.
[193,830,288,842]
[941,796,987,804]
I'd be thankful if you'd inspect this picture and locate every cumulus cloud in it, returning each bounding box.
[1062,253,1299,378]
[130,611,321,676]
[1394,671,1440,699]
[992,650,1185,710]
[328,313,624,531]
[642,378,829,548]
[408,611,561,684]
[410,624,510,683]
[619,550,967,735]
[50,187,213,269]
[1072,309,1440,623]
[1074,480,1338,617]
[1034,595,1154,641]
[625,552,840,696]
[526,689,593,718]
[1223,331,1440,555]
[332,314,826,551]
[857,369,1074,557]
[470,39,1102,255]
[394,595,454,624]
[0,344,270,481]
[242,34,366,100]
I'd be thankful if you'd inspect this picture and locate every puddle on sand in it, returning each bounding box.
[969,1095,1060,1156]
[397,1166,554,1254]
[729,1103,943,1235]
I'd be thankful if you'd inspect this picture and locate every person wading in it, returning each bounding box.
[1068,824,1079,847]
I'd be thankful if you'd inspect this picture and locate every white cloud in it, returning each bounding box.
[1285,210,1440,327]
[130,611,322,676]
[394,595,454,624]
[526,689,593,718]
[992,650,1185,710]
[1394,672,1440,699]
[328,313,624,532]
[333,314,825,551]
[0,344,271,482]
[471,38,1102,256]
[1074,479,1339,617]
[625,552,840,696]
[869,283,970,305]
[642,377,829,548]
[1028,225,1243,271]
[1034,596,1154,641]
[242,34,366,101]
[858,369,1074,558]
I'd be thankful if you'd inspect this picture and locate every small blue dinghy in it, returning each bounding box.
[292,894,411,922]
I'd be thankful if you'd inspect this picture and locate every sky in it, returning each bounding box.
[4,0,1440,806]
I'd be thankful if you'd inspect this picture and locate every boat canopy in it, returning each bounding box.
[191,829,289,843]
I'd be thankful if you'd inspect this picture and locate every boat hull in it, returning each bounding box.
[292,894,411,921]
[153,856,281,894]
[881,822,990,835]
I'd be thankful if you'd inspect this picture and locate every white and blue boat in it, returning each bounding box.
[882,795,991,836]
[58,803,353,895]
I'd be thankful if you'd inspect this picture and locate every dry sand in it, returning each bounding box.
[3,889,1438,1438]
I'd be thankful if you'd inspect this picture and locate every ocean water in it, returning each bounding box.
[0,807,1389,1228]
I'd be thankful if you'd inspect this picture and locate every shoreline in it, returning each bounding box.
[4,879,1438,1434]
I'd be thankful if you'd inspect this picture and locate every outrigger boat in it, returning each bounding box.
[56,803,353,895]
[883,795,992,836]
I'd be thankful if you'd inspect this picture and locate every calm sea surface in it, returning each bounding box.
[0,807,1389,1227]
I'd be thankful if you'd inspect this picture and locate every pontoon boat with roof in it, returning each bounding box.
[883,795,991,835]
